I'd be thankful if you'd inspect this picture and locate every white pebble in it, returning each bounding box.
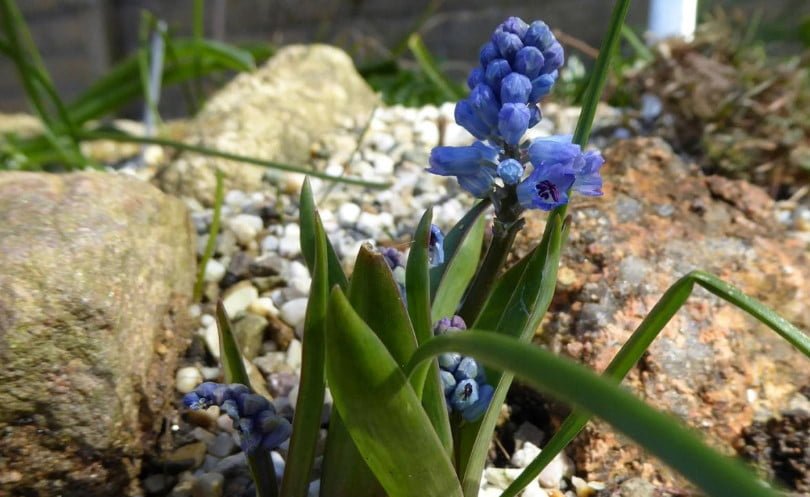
[203,259,226,283]
[261,235,280,253]
[286,339,303,370]
[279,236,301,257]
[338,203,362,226]
[224,190,247,207]
[202,323,220,358]
[200,313,215,328]
[222,282,259,316]
[522,483,549,497]
[200,366,221,380]
[537,447,573,488]
[280,298,309,328]
[175,366,202,393]
[229,214,264,245]
[289,276,312,295]
[371,153,395,175]
[356,212,382,235]
[286,260,310,279]
[271,451,285,479]
[249,297,279,318]
[511,441,541,468]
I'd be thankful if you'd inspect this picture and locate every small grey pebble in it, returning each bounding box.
[213,451,248,477]
[208,432,237,458]
[191,472,224,497]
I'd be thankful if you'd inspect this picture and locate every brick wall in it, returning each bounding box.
[0,0,805,114]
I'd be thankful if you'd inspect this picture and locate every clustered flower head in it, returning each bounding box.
[434,316,494,421]
[184,382,292,454]
[428,16,604,211]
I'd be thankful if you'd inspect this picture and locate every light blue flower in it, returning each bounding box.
[428,141,499,197]
[528,134,580,164]
[498,103,531,145]
[453,357,480,382]
[497,158,524,185]
[450,379,479,412]
[516,161,575,211]
[460,384,495,421]
[500,73,532,105]
[572,150,605,196]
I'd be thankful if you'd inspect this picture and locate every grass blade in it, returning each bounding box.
[502,270,810,497]
[75,129,391,189]
[280,212,329,497]
[572,0,632,147]
[407,33,466,101]
[299,178,348,291]
[324,287,463,497]
[692,271,810,356]
[408,332,784,497]
[194,169,224,300]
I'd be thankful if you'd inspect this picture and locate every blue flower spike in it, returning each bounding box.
[183,382,291,454]
[427,15,604,212]
[433,315,494,422]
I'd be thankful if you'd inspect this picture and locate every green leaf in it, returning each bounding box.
[324,287,463,497]
[458,214,563,496]
[406,33,466,101]
[66,38,255,125]
[216,301,278,497]
[572,0,631,147]
[407,208,434,348]
[216,301,251,385]
[349,244,418,367]
[320,413,385,497]
[408,333,784,497]
[692,271,810,356]
[472,247,533,331]
[299,178,349,291]
[74,130,391,190]
[407,209,453,455]
[280,212,329,497]
[194,169,224,301]
[430,203,488,321]
[320,243,421,497]
[429,199,490,298]
[502,270,810,497]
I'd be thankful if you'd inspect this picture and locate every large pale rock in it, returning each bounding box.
[514,138,810,490]
[157,44,379,204]
[0,172,196,496]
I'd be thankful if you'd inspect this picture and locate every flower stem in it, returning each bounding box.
[457,215,523,324]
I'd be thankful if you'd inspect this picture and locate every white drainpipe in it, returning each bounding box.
[648,0,698,41]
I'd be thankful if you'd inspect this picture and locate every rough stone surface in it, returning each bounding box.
[0,172,196,496]
[514,138,810,490]
[156,44,379,204]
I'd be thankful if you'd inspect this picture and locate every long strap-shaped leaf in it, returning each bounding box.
[500,270,810,497]
[300,178,349,291]
[325,288,463,497]
[430,201,488,321]
[407,332,785,497]
[407,208,454,455]
[319,244,422,497]
[280,212,329,497]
